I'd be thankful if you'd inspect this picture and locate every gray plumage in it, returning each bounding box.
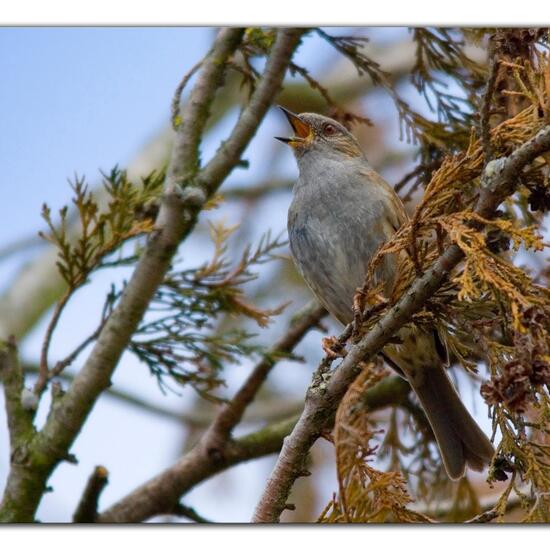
[280,110,494,480]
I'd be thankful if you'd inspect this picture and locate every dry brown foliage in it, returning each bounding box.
[322,32,550,523]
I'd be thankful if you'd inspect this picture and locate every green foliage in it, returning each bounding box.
[35,168,165,385]
[125,223,287,399]
[411,28,485,127]
[42,166,288,398]
[39,167,163,290]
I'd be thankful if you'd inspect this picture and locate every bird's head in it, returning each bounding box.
[275,107,363,160]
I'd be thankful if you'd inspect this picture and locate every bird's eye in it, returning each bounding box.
[323,123,337,136]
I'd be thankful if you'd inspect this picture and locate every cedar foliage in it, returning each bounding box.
[320,28,550,523]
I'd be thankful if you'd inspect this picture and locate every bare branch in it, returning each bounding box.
[170,503,212,523]
[0,338,35,452]
[97,371,414,522]
[171,58,204,129]
[73,466,109,523]
[0,27,306,524]
[252,124,550,523]
[34,290,71,395]
[203,301,326,450]
[97,415,298,523]
[198,31,306,193]
[0,27,245,523]
[48,321,104,383]
[97,300,323,522]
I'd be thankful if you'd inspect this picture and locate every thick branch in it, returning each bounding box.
[97,415,298,523]
[197,32,305,192]
[0,27,245,523]
[97,374,410,522]
[252,124,550,523]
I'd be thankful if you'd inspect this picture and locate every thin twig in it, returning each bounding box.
[171,503,212,523]
[480,41,500,165]
[34,290,71,396]
[171,58,204,130]
[203,301,326,451]
[393,164,424,195]
[48,321,105,382]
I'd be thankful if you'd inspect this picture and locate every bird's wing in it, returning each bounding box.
[359,165,408,234]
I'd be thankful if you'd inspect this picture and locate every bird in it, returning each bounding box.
[276,106,494,480]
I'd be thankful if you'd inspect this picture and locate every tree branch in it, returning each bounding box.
[96,300,323,522]
[251,124,550,523]
[197,32,305,193]
[170,503,212,523]
[203,301,326,450]
[0,27,306,524]
[72,466,109,523]
[0,338,35,453]
[96,415,299,523]
[0,27,245,523]
[97,373,414,522]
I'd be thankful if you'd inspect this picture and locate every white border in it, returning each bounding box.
[1,0,549,25]
[0,524,539,549]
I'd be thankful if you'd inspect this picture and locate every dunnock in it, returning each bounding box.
[277,107,494,480]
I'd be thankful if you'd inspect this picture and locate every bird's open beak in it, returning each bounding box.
[275,106,313,147]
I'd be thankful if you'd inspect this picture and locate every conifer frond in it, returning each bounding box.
[325,33,550,523]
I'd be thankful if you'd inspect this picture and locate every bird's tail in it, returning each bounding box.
[408,365,495,480]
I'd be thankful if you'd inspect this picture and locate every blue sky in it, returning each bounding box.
[0,28,211,246]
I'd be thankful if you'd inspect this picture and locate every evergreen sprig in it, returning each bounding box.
[127,224,288,399]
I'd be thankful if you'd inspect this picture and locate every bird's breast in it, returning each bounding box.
[288,181,396,324]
